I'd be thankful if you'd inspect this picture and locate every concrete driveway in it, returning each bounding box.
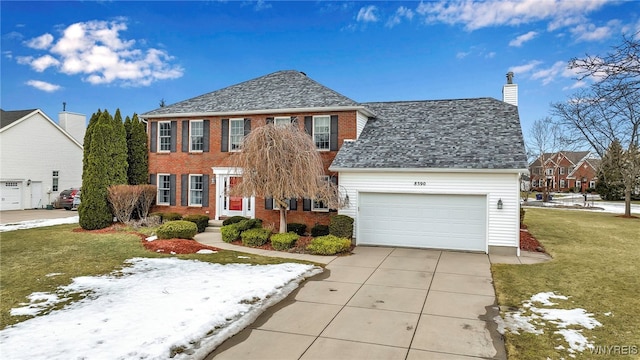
[195,231,547,360]
[0,208,77,224]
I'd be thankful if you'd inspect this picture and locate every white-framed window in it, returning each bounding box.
[52,170,59,191]
[190,120,204,152]
[274,116,291,127]
[158,121,172,152]
[545,168,554,176]
[189,174,203,206]
[229,118,244,151]
[589,180,596,189]
[157,174,171,205]
[312,175,330,212]
[313,115,330,151]
[560,167,565,175]
[569,166,575,174]
[576,180,582,188]
[560,179,566,188]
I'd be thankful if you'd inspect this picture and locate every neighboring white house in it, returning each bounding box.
[0,109,85,210]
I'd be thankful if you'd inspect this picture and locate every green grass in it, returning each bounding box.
[492,208,640,359]
[0,224,317,329]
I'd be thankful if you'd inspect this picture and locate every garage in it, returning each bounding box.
[1,181,22,211]
[358,192,486,252]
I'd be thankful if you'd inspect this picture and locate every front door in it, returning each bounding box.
[219,175,254,218]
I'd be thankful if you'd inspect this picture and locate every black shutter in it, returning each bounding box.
[150,122,157,152]
[303,198,311,211]
[304,116,313,135]
[149,174,156,185]
[221,119,229,152]
[182,121,189,152]
[265,197,273,210]
[244,118,251,136]
[203,120,210,152]
[291,116,298,125]
[202,175,209,207]
[181,174,188,206]
[266,117,274,124]
[169,174,176,206]
[330,115,338,151]
[289,198,297,210]
[170,121,177,152]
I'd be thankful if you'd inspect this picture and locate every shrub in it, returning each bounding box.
[156,220,198,240]
[520,208,526,225]
[329,215,354,239]
[287,223,307,236]
[182,214,210,233]
[222,216,248,226]
[306,235,351,255]
[271,232,299,251]
[235,218,262,232]
[163,212,183,221]
[311,224,330,237]
[221,224,240,243]
[108,185,143,224]
[241,228,271,247]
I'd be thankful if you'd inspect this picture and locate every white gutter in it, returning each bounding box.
[328,166,529,174]
[140,106,376,119]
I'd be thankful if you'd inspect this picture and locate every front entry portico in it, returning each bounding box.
[212,167,255,220]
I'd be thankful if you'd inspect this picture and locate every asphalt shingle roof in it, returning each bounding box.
[1,109,37,129]
[142,70,359,116]
[331,98,528,170]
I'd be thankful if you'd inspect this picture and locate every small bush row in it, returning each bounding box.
[149,212,210,233]
[156,220,198,240]
[221,218,263,243]
[306,235,352,255]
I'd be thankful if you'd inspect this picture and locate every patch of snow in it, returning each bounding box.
[45,273,63,277]
[530,292,569,306]
[1,258,322,360]
[0,216,79,232]
[237,256,250,259]
[495,292,602,356]
[145,235,158,242]
[196,249,216,254]
[10,292,67,317]
[604,312,612,316]
[170,251,176,254]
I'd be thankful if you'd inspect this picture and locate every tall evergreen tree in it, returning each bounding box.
[79,118,114,230]
[126,113,149,185]
[82,109,101,174]
[596,140,626,200]
[109,109,128,185]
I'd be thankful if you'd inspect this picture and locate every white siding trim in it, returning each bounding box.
[356,111,368,139]
[337,171,520,252]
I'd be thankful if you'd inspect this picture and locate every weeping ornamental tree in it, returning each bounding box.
[230,123,345,233]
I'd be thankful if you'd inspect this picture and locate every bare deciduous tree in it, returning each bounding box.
[108,185,143,224]
[230,123,345,232]
[137,185,157,220]
[528,118,562,202]
[553,34,640,216]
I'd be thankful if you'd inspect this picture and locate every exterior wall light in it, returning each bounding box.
[27,179,31,186]
[497,199,503,209]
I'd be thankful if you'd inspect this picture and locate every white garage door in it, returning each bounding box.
[358,193,486,251]
[1,181,22,211]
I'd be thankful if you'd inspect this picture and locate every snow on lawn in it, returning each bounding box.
[1,257,322,360]
[495,292,602,357]
[0,216,79,232]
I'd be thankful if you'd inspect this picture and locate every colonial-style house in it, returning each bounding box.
[0,108,85,210]
[529,151,599,192]
[141,70,528,254]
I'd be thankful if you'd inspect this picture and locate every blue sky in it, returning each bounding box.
[1,1,638,143]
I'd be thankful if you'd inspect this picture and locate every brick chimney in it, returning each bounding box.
[502,71,518,106]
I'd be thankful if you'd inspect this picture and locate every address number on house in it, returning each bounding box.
[414,181,427,186]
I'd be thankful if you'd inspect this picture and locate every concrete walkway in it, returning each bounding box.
[196,232,550,360]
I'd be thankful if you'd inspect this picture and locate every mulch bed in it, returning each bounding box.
[519,229,545,252]
[73,225,221,255]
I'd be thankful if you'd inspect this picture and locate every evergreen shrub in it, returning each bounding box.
[156,220,198,240]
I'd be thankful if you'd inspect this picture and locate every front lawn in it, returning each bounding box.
[492,208,640,359]
[0,224,315,329]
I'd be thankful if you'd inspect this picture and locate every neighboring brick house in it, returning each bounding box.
[567,158,601,192]
[529,151,596,191]
[141,70,528,254]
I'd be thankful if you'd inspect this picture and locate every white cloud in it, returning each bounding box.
[26,80,61,92]
[509,31,538,47]
[386,6,414,28]
[357,5,379,23]
[531,60,569,85]
[25,33,54,49]
[508,60,543,75]
[416,0,608,31]
[456,51,471,59]
[570,21,615,42]
[30,55,60,72]
[3,50,12,59]
[17,19,183,87]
